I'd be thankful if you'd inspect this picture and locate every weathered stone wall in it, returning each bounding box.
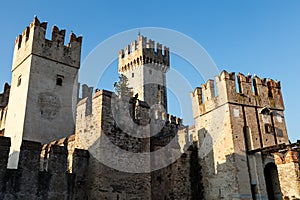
[118,36,169,71]
[2,16,299,199]
[190,70,292,199]
[5,17,82,168]
[0,83,10,107]
[274,150,300,199]
[118,36,169,111]
[193,103,245,199]
[0,106,8,135]
[0,83,10,134]
[75,88,193,199]
[191,71,289,148]
[76,90,152,199]
[177,126,189,153]
[0,136,89,200]
[151,144,203,200]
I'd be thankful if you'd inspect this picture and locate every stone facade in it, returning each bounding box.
[4,17,82,168]
[0,136,89,200]
[190,71,299,199]
[74,87,195,199]
[0,83,10,134]
[118,36,169,111]
[274,150,300,198]
[0,17,299,200]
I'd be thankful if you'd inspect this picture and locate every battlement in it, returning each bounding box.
[150,112,184,150]
[0,83,10,133]
[76,88,183,151]
[0,83,10,108]
[151,109,183,127]
[118,36,170,73]
[0,136,89,199]
[77,88,182,127]
[13,16,82,70]
[77,89,150,119]
[191,70,284,116]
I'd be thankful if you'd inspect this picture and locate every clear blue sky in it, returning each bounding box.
[0,1,299,142]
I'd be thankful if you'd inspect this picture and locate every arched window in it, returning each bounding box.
[56,75,64,86]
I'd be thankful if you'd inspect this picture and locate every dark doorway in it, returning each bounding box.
[264,163,282,200]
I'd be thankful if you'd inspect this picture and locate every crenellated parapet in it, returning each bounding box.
[273,149,300,198]
[13,16,82,70]
[0,83,10,108]
[0,136,89,199]
[118,35,170,73]
[191,70,285,116]
[0,83,10,134]
[150,108,184,150]
[151,110,183,128]
[77,89,151,125]
[274,150,299,165]
[76,87,185,153]
[76,89,152,151]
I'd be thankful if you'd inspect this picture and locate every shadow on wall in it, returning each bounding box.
[198,128,284,199]
[0,137,90,200]
[189,142,204,200]
[264,162,281,200]
[78,93,204,199]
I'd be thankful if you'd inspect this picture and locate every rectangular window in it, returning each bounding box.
[265,124,274,134]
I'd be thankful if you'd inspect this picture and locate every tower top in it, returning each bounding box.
[13,16,83,70]
[118,35,170,73]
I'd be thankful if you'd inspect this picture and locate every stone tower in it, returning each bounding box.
[118,36,169,111]
[5,17,82,168]
[190,71,291,199]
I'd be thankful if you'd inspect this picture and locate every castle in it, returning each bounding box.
[0,17,299,200]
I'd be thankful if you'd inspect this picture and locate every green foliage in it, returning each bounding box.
[113,74,132,97]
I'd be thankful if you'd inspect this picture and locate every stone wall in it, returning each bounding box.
[0,136,89,200]
[5,16,82,169]
[190,70,292,199]
[0,83,10,108]
[151,143,203,200]
[76,89,152,199]
[274,150,300,199]
[2,16,299,199]
[75,88,195,199]
[118,36,169,111]
[0,83,10,133]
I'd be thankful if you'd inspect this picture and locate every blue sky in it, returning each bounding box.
[0,1,299,142]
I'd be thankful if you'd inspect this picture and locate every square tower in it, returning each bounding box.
[190,71,290,199]
[5,17,82,168]
[118,36,169,111]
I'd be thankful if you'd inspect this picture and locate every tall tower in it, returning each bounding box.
[190,71,290,199]
[118,36,169,111]
[5,17,82,168]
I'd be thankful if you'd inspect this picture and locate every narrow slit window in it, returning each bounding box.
[267,82,274,98]
[253,79,258,96]
[17,75,22,87]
